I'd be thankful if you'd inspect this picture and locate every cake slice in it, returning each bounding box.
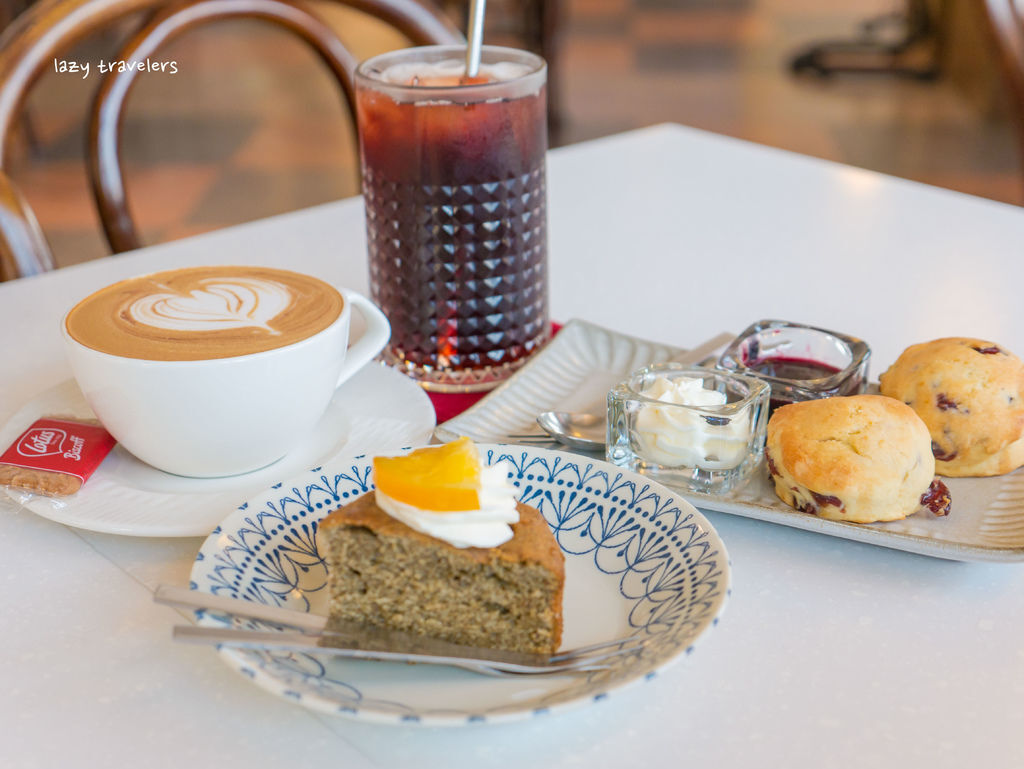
[318,440,565,655]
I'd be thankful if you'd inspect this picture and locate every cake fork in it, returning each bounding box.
[156,584,649,677]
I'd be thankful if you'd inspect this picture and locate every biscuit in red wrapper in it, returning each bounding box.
[0,418,117,497]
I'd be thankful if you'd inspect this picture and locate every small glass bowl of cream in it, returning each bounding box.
[717,320,870,411]
[606,364,770,495]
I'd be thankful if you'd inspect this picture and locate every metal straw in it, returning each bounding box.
[464,0,487,78]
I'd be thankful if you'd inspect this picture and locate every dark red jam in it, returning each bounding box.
[745,357,842,380]
[744,356,854,411]
[971,345,1002,355]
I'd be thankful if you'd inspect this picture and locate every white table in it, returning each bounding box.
[2,124,1023,768]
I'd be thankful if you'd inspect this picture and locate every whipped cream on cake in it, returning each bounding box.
[375,462,519,548]
[636,375,750,470]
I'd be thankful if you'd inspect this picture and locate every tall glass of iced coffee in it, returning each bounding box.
[355,45,549,392]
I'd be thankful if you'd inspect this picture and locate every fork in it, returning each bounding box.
[156,585,648,677]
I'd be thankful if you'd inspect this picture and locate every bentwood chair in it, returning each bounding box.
[0,0,462,281]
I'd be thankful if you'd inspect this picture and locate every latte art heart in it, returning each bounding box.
[66,266,345,361]
[129,278,293,334]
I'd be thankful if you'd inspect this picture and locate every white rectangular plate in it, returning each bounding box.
[436,319,1024,563]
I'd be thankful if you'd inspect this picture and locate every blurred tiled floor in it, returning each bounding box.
[4,0,1019,270]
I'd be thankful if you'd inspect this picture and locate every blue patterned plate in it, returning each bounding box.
[190,444,731,726]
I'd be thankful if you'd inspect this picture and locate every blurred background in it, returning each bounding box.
[2,0,1018,269]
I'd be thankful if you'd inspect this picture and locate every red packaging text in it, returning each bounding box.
[0,418,117,483]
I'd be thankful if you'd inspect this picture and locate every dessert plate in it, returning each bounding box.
[0,364,435,537]
[189,444,730,726]
[437,320,1024,563]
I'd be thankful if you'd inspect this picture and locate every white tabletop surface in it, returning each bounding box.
[2,123,1023,768]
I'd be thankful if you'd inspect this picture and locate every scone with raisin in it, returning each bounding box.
[878,338,1024,477]
[766,394,950,523]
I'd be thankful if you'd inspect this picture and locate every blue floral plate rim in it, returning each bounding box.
[189,443,732,726]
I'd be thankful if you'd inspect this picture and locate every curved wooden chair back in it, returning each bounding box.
[984,0,1024,198]
[0,0,461,280]
[0,168,54,280]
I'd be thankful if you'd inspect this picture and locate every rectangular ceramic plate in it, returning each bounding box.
[436,319,1024,563]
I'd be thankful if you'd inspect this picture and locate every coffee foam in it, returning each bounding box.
[65,266,345,361]
[128,277,292,335]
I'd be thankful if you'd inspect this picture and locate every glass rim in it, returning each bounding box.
[355,45,547,101]
[614,364,770,414]
[718,319,871,388]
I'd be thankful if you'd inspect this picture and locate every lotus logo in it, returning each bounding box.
[17,428,67,457]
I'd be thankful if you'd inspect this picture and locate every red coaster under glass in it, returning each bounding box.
[426,322,562,424]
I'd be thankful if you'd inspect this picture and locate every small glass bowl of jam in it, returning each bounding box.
[716,320,871,410]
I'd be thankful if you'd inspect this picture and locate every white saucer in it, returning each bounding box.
[0,364,435,537]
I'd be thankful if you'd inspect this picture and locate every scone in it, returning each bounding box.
[878,338,1024,477]
[318,439,565,655]
[766,394,951,523]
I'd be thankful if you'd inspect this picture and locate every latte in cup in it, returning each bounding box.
[62,265,391,477]
[64,265,344,361]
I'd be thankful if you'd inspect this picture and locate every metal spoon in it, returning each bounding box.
[532,331,734,452]
[536,410,606,452]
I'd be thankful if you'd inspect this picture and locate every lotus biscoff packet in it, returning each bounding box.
[0,417,116,497]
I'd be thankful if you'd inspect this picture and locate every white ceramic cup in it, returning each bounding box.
[62,289,390,477]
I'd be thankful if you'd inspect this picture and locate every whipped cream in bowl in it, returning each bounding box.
[375,462,520,549]
[607,364,771,495]
[635,375,750,470]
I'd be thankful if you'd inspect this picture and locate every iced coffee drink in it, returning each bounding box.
[355,46,549,391]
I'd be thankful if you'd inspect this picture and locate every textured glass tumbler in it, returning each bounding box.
[355,45,550,392]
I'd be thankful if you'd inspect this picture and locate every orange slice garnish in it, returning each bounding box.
[373,437,481,511]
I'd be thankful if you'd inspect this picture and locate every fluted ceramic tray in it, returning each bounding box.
[436,319,684,446]
[437,319,1024,563]
[189,444,730,726]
